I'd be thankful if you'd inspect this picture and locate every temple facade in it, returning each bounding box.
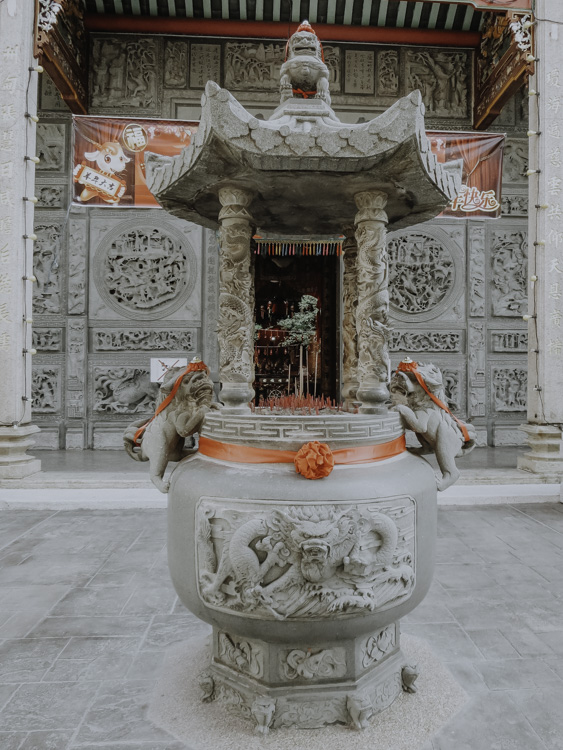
[3,0,562,475]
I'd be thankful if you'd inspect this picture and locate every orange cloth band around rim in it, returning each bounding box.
[198,434,406,465]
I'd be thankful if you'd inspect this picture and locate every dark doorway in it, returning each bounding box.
[253,254,339,403]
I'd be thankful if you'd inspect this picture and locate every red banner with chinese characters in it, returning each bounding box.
[73,118,504,218]
[72,116,198,207]
[428,131,505,219]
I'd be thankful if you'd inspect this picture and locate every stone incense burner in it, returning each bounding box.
[139,20,465,736]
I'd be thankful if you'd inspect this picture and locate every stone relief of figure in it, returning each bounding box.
[279,20,331,105]
[123,361,218,493]
[390,359,476,491]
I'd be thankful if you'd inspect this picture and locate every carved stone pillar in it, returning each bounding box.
[354,190,390,413]
[217,186,255,411]
[0,0,41,477]
[341,227,359,408]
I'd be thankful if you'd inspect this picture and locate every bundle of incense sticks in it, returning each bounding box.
[251,393,343,415]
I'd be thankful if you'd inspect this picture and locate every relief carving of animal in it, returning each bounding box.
[390,359,475,492]
[123,364,217,493]
[279,21,331,105]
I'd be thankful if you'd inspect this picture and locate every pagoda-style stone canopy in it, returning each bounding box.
[145,21,464,416]
[146,86,461,234]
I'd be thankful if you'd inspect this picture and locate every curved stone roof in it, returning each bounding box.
[145,82,462,234]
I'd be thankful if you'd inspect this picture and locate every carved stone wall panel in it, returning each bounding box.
[33,218,64,315]
[39,73,69,111]
[503,139,528,183]
[164,40,188,88]
[36,182,67,209]
[36,123,66,172]
[67,318,86,418]
[490,229,528,317]
[89,213,201,322]
[468,224,486,318]
[387,225,464,323]
[92,365,159,416]
[90,36,161,114]
[33,327,63,352]
[190,43,221,88]
[376,50,399,97]
[491,330,528,353]
[32,364,61,413]
[491,365,527,413]
[344,50,374,95]
[390,330,463,353]
[92,327,196,352]
[492,425,527,447]
[442,366,464,416]
[405,49,469,118]
[68,217,88,315]
[468,322,486,418]
[502,193,528,217]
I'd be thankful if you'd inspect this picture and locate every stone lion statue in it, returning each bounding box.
[123,363,218,493]
[390,359,475,492]
[279,20,331,106]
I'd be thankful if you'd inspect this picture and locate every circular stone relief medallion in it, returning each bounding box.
[387,227,463,322]
[93,221,197,320]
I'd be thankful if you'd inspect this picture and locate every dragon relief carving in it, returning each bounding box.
[281,648,346,681]
[390,361,475,492]
[279,21,331,106]
[123,365,217,493]
[218,633,264,678]
[197,500,415,620]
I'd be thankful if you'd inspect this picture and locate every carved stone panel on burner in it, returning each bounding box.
[196,496,415,620]
[33,221,63,315]
[93,366,159,415]
[36,124,66,172]
[164,40,188,88]
[360,625,397,669]
[91,219,198,321]
[491,230,528,317]
[387,227,463,322]
[405,49,469,118]
[376,50,399,97]
[32,365,61,413]
[90,37,160,113]
[280,648,347,681]
[217,632,265,678]
[492,366,527,412]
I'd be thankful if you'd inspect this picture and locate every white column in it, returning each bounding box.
[0,0,41,477]
[519,0,563,474]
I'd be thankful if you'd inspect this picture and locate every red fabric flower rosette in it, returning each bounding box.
[294,441,335,480]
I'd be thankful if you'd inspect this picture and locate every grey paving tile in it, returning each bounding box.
[74,680,174,745]
[71,743,188,750]
[0,732,28,750]
[466,629,520,660]
[434,563,498,591]
[57,635,141,660]
[42,654,134,683]
[500,627,556,657]
[445,596,519,632]
[19,730,74,750]
[509,686,563,750]
[0,638,68,682]
[0,684,19,711]
[141,615,211,650]
[548,657,563,681]
[442,659,488,696]
[120,582,177,616]
[0,585,70,613]
[535,630,563,656]
[432,692,549,750]
[0,682,99,731]
[472,658,563,690]
[0,611,49,639]
[28,615,152,639]
[401,623,483,661]
[483,563,553,587]
[48,587,132,617]
[125,650,166,681]
[0,554,107,587]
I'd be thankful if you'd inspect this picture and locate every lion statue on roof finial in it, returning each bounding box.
[280,20,331,106]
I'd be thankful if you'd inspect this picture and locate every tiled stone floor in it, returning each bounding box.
[0,504,562,749]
